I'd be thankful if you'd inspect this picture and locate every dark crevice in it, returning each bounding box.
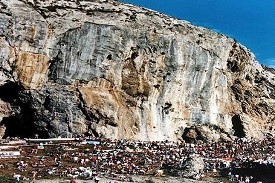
[254,76,266,84]
[87,129,99,138]
[131,51,139,60]
[0,82,22,102]
[153,84,160,89]
[105,120,118,127]
[129,13,137,21]
[162,102,172,114]
[245,75,251,81]
[106,54,112,60]
[227,60,239,72]
[43,95,51,110]
[232,115,245,138]
[48,57,59,82]
[255,102,269,116]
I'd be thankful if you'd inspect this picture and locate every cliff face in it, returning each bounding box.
[0,0,274,141]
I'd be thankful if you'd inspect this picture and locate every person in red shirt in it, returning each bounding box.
[70,178,76,183]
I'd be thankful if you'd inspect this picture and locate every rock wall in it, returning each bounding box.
[0,0,274,141]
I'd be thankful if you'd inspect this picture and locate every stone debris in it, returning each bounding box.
[179,155,204,179]
[0,137,274,182]
[0,151,20,158]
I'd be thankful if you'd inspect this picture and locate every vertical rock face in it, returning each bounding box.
[0,0,274,141]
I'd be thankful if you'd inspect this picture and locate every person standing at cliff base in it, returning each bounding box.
[70,177,77,183]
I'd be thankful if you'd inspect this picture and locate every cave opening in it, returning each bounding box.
[0,82,36,138]
[232,114,245,138]
[182,126,204,143]
[0,82,22,102]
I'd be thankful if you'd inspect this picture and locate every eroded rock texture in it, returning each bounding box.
[0,0,274,141]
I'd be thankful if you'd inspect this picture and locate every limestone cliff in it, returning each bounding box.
[0,0,274,141]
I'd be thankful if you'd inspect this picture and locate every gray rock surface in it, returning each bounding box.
[179,155,205,179]
[0,0,274,141]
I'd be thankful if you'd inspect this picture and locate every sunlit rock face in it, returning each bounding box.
[0,0,274,141]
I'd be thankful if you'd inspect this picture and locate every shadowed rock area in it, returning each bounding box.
[0,0,274,141]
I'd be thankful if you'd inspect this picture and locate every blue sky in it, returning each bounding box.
[121,0,275,68]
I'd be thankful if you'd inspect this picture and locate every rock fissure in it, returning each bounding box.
[232,114,245,138]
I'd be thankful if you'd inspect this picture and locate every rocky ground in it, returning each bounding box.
[0,137,274,183]
[34,176,231,183]
[0,175,231,183]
